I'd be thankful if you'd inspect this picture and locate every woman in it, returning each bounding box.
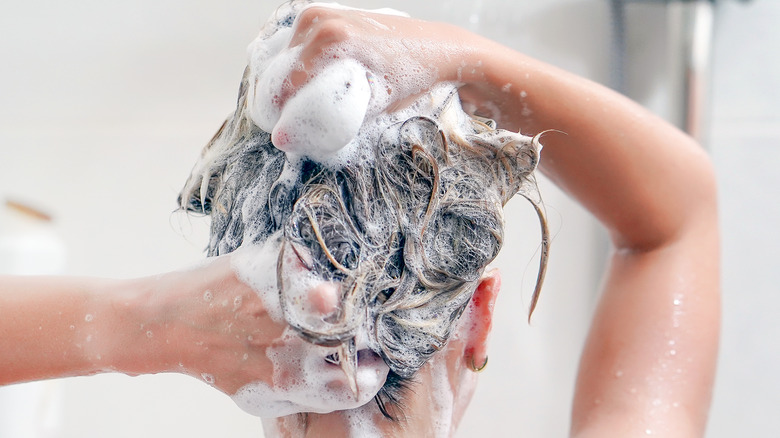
[0,2,719,437]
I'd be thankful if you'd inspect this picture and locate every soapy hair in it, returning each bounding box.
[178,0,548,418]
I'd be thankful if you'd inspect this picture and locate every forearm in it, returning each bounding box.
[455,36,715,248]
[0,275,169,384]
[572,223,720,437]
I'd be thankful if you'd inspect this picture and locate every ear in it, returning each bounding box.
[463,268,501,370]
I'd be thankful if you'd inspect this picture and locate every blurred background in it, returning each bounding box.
[0,0,777,436]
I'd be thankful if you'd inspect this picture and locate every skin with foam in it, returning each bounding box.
[259,270,500,437]
[245,1,428,164]
[229,237,389,417]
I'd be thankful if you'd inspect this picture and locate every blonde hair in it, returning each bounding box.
[178,2,548,387]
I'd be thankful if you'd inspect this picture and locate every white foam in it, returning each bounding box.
[271,59,371,160]
[230,235,389,417]
[231,328,389,418]
[230,235,285,323]
[428,353,455,437]
[343,403,383,437]
[244,2,442,167]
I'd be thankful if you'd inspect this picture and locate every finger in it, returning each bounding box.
[308,282,340,317]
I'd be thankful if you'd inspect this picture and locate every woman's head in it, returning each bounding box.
[178,0,547,420]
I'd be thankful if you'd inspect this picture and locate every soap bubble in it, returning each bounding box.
[201,373,215,385]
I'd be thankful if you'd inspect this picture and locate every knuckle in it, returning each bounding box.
[297,7,352,43]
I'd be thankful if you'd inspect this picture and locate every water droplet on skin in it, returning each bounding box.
[669,349,677,356]
[85,314,93,322]
[203,291,213,302]
[243,353,249,361]
[645,429,653,435]
[69,325,75,330]
[201,373,215,385]
[673,299,682,306]
[146,330,154,338]
[615,370,624,378]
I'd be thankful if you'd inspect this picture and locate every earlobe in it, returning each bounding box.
[464,269,501,371]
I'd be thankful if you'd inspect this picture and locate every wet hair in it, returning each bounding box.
[178,3,548,420]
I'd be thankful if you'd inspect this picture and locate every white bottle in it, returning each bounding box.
[0,199,66,275]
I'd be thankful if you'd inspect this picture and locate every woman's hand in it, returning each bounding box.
[266,5,487,114]
[276,5,541,130]
[0,246,387,416]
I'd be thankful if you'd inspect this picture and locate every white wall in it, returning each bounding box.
[707,1,780,436]
[3,0,775,437]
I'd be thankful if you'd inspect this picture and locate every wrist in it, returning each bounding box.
[94,275,184,377]
[441,31,535,131]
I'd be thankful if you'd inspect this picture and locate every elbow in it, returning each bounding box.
[614,146,719,254]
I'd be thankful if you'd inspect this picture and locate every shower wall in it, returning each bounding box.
[2,0,775,436]
[706,1,780,436]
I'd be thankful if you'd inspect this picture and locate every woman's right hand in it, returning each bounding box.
[109,247,388,416]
